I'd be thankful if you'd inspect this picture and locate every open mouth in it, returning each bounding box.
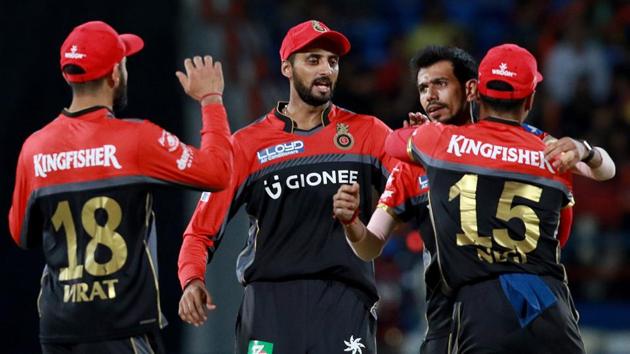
[313,79,332,93]
[427,104,447,118]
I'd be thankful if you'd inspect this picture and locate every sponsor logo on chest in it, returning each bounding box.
[263,169,359,199]
[33,144,122,178]
[257,140,304,164]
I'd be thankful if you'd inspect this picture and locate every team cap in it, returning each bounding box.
[478,43,543,100]
[279,20,350,61]
[60,21,144,83]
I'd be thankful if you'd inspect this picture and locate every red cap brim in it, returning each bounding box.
[120,34,144,57]
[315,31,351,56]
[535,72,543,83]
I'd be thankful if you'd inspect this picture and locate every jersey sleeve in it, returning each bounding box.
[407,123,446,164]
[384,126,416,163]
[138,103,233,191]
[377,161,429,223]
[177,138,247,288]
[8,148,36,249]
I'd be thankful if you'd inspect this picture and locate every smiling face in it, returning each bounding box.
[417,60,466,123]
[285,48,340,107]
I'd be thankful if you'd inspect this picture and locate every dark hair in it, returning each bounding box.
[410,45,477,85]
[479,80,526,112]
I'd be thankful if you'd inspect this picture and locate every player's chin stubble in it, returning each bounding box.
[294,75,334,107]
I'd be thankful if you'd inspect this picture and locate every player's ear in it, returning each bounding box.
[524,91,536,112]
[465,79,478,102]
[108,63,121,88]
[281,60,292,79]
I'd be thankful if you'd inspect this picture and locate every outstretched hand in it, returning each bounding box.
[178,279,216,327]
[333,183,361,223]
[176,55,224,102]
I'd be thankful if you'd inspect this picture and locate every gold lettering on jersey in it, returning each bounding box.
[450,175,543,264]
[33,145,122,178]
[446,135,555,173]
[63,279,119,303]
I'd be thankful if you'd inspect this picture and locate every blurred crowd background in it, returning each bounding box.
[1,0,628,353]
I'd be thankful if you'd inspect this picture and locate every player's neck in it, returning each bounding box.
[284,99,329,130]
[479,106,524,124]
[68,94,113,113]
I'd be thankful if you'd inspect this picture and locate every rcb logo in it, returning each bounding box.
[334,123,354,150]
[311,20,327,33]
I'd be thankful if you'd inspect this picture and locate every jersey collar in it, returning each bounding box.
[62,106,115,119]
[274,101,332,133]
[483,116,521,127]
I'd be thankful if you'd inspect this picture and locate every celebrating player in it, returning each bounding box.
[388,43,585,352]
[8,21,233,354]
[177,20,397,354]
[333,44,614,353]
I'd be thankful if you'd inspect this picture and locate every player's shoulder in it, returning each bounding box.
[20,116,68,151]
[413,121,452,141]
[233,112,271,138]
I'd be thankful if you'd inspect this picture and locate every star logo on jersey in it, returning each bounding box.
[247,340,274,354]
[344,335,366,354]
[334,123,354,150]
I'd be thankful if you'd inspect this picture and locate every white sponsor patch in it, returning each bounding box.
[257,141,304,164]
[176,143,193,170]
[33,145,122,178]
[491,63,516,78]
[64,45,87,59]
[158,129,180,152]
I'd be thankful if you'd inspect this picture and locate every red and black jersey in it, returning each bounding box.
[8,105,232,343]
[178,102,397,305]
[388,117,574,292]
[377,162,451,337]
[379,122,568,340]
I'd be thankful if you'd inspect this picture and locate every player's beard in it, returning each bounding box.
[113,68,128,112]
[293,71,335,107]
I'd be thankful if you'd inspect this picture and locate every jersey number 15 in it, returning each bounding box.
[448,174,543,264]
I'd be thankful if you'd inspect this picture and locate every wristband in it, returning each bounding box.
[341,209,359,226]
[200,92,222,101]
[580,140,595,163]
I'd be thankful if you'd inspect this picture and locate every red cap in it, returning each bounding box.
[478,43,543,100]
[279,20,350,61]
[60,21,144,83]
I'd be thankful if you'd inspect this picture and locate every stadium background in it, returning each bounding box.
[1,0,628,353]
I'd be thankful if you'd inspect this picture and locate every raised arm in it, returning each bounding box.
[139,55,234,191]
